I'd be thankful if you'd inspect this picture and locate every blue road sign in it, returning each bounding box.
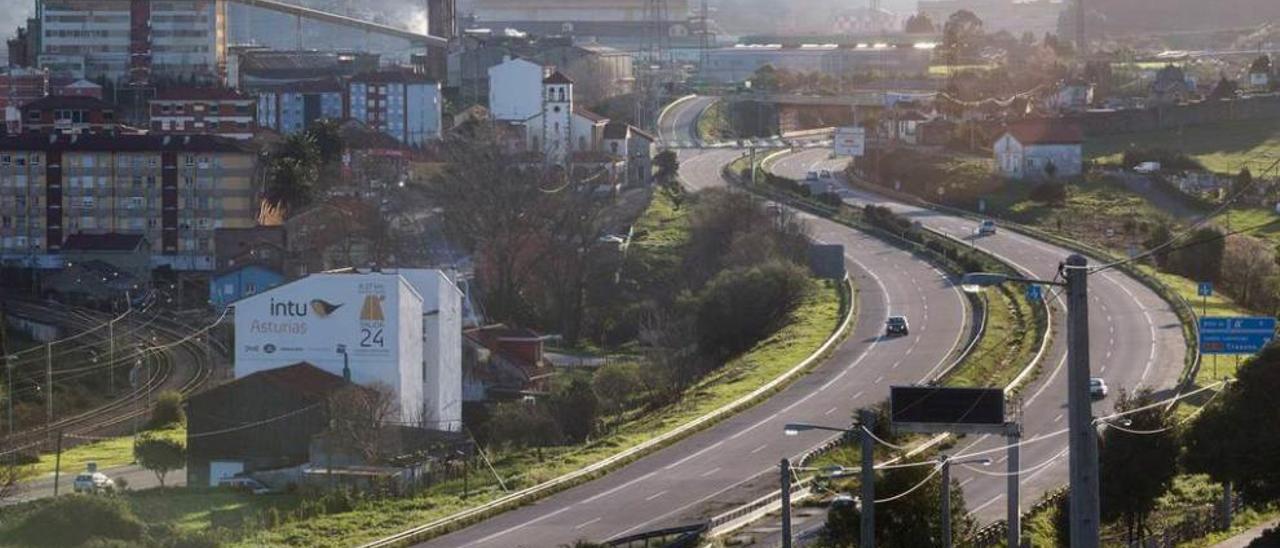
[1199,316,1277,355]
[1025,284,1043,302]
[1198,282,1213,297]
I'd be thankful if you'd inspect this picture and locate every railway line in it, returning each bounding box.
[0,297,225,458]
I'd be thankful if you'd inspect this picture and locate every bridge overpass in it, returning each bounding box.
[229,0,448,49]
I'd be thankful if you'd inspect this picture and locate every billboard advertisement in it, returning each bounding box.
[834,126,866,157]
[234,273,424,419]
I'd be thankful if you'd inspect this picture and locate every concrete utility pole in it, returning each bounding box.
[780,458,792,548]
[941,456,952,548]
[1065,254,1100,547]
[860,408,876,548]
[45,343,52,424]
[1007,424,1022,548]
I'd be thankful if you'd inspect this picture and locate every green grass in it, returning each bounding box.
[1085,118,1280,174]
[1216,207,1280,247]
[230,281,845,547]
[1180,507,1280,547]
[26,425,185,478]
[696,99,730,142]
[928,64,997,76]
[946,285,1040,390]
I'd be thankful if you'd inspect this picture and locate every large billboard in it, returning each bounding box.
[234,273,424,420]
[834,126,866,157]
[890,386,1006,434]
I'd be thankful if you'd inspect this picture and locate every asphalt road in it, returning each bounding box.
[414,100,974,547]
[768,148,1187,524]
[7,465,185,506]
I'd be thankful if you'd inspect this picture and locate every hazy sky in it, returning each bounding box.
[0,1,33,59]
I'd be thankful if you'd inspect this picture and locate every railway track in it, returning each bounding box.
[0,298,223,457]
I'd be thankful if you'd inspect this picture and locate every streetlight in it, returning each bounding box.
[5,354,15,436]
[961,254,1100,548]
[782,410,877,548]
[939,456,992,548]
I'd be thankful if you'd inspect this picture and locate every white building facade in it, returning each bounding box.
[488,56,545,121]
[993,122,1084,181]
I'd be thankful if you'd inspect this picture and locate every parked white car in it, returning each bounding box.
[1090,377,1109,399]
[217,476,272,495]
[73,472,115,494]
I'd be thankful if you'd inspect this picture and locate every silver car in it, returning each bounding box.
[73,472,115,494]
[1090,378,1109,399]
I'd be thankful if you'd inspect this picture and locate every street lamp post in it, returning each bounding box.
[5,355,14,436]
[938,456,992,548]
[961,253,1099,548]
[784,408,876,548]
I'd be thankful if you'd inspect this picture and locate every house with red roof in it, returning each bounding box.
[993,120,1084,180]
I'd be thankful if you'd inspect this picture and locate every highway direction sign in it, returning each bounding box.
[833,126,866,157]
[1198,282,1213,297]
[1025,284,1043,302]
[1199,316,1276,355]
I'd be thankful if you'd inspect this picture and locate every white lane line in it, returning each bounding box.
[578,471,658,505]
[1054,413,1064,423]
[875,375,884,384]
[750,443,769,454]
[574,517,602,530]
[825,406,839,416]
[958,477,974,488]
[853,390,865,400]
[663,440,725,470]
[700,467,722,478]
[972,495,1002,514]
[646,490,668,501]
[470,506,572,545]
[1100,365,1107,373]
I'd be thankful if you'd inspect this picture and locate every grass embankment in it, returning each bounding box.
[1086,118,1280,174]
[696,99,731,142]
[25,425,185,478]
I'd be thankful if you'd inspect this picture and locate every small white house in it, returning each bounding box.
[488,56,546,121]
[993,121,1084,181]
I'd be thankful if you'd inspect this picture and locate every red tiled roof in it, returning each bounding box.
[154,87,250,101]
[1004,120,1083,145]
[543,71,573,84]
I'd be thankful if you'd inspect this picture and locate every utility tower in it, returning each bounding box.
[637,0,672,131]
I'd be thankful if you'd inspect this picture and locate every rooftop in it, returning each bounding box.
[543,71,574,85]
[1003,120,1084,145]
[22,95,114,111]
[0,133,252,153]
[154,87,251,101]
[62,232,147,252]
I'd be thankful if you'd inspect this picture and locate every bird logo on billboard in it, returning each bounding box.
[310,299,343,318]
[360,295,386,322]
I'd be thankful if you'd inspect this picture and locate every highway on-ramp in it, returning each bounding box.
[768,147,1187,524]
[413,100,973,546]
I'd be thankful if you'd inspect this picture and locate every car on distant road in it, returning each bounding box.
[1090,377,1109,399]
[217,476,272,495]
[819,169,833,179]
[885,316,910,336]
[73,472,115,494]
[977,220,997,235]
[806,170,820,181]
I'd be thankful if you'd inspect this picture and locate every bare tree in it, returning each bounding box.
[0,460,35,504]
[1221,234,1278,310]
[326,383,399,465]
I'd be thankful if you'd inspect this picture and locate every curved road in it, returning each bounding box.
[414,101,973,546]
[768,147,1186,523]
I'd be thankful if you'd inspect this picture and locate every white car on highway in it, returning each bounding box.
[1090,377,1109,399]
[73,472,115,494]
[977,220,997,235]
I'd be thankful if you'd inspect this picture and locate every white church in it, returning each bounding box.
[488,57,655,185]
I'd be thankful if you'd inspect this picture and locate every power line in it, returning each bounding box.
[874,462,943,503]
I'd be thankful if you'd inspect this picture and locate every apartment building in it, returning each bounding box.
[150,87,256,139]
[255,79,345,135]
[0,68,50,111]
[20,96,119,134]
[0,133,257,271]
[348,71,442,146]
[38,0,226,83]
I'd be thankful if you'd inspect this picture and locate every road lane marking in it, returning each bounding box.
[578,472,658,505]
[663,441,725,470]
[574,517,602,530]
[700,467,722,477]
[646,490,668,501]
[750,443,769,454]
[469,506,571,544]
[824,406,838,416]
[875,375,884,384]
[1054,413,1064,423]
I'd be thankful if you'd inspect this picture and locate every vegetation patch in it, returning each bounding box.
[1086,118,1280,174]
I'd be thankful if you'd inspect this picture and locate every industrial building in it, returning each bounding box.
[917,0,1065,35]
[232,269,463,431]
[36,0,228,83]
[700,43,934,83]
[0,133,258,271]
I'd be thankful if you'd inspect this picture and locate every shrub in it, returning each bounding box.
[550,378,600,444]
[1029,182,1067,205]
[14,494,145,547]
[148,390,185,428]
[696,261,812,359]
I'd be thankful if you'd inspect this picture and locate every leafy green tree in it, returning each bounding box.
[14,495,144,547]
[148,390,184,429]
[591,362,642,423]
[1167,226,1225,283]
[654,149,682,203]
[695,261,811,359]
[826,455,974,546]
[1099,388,1178,543]
[487,401,561,459]
[133,434,185,488]
[1184,342,1280,504]
[307,118,345,166]
[263,156,316,214]
[552,378,600,444]
[942,10,984,65]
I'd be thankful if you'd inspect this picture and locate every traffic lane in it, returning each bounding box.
[7,465,186,506]
[417,196,970,547]
[678,149,745,192]
[658,96,718,143]
[768,148,1185,517]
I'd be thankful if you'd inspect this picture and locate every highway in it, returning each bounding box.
[413,99,975,546]
[767,147,1187,525]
